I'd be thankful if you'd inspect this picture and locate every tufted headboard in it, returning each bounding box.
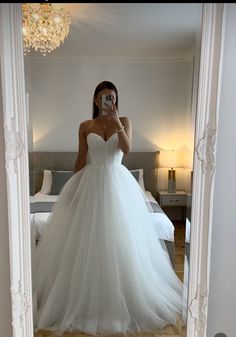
[29,151,159,198]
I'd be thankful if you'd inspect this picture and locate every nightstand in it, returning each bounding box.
[157,190,187,222]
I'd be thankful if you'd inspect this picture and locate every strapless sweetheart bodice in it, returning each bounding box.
[86,132,123,166]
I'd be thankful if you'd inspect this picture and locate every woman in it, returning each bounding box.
[35,81,183,336]
[73,81,131,173]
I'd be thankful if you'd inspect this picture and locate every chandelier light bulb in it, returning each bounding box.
[22,3,71,56]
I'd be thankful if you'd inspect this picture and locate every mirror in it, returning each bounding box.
[0,3,225,337]
[24,4,202,336]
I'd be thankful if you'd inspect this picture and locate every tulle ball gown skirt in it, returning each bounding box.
[34,133,183,336]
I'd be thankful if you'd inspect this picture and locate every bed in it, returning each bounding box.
[29,151,176,267]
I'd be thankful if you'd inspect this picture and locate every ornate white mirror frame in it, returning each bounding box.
[0,3,225,337]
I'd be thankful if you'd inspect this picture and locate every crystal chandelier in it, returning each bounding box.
[22,3,71,56]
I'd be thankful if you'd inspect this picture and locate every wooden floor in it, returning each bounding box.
[36,325,187,337]
[36,221,187,337]
[174,221,185,283]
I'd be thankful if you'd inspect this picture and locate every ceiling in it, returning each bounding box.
[26,3,203,60]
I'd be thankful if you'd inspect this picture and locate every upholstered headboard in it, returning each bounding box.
[29,151,159,198]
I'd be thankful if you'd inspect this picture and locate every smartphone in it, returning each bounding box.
[101,94,113,116]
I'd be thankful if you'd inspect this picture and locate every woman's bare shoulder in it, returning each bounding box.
[80,119,93,126]
[119,116,131,125]
[79,119,93,131]
[120,116,130,120]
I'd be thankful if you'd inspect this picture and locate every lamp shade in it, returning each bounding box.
[159,149,187,169]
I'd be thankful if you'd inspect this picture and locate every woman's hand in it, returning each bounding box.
[102,100,123,129]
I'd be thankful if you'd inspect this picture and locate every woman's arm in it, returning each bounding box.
[116,117,132,155]
[73,122,88,173]
[103,99,132,155]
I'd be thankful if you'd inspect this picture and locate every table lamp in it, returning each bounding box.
[160,148,186,193]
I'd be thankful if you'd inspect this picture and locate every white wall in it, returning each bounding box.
[207,4,236,337]
[0,64,13,337]
[24,58,34,152]
[26,59,193,191]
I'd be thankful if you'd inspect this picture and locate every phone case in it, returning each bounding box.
[101,94,112,116]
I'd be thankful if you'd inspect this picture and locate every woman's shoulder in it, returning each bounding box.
[119,116,130,120]
[119,116,131,124]
[78,119,93,133]
[79,119,93,128]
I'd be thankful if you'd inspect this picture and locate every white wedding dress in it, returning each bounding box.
[34,132,183,336]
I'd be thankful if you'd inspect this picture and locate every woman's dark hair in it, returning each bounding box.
[92,81,119,119]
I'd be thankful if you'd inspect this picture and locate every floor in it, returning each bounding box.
[174,221,185,283]
[36,221,187,337]
[36,325,186,337]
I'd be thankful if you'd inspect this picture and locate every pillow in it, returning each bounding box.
[130,169,145,190]
[50,170,74,195]
[130,170,139,182]
[137,168,145,190]
[40,170,52,194]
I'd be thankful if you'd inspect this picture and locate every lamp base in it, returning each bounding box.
[168,169,176,193]
[168,179,176,193]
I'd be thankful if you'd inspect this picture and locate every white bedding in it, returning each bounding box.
[185,217,190,243]
[144,191,175,241]
[30,190,175,242]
